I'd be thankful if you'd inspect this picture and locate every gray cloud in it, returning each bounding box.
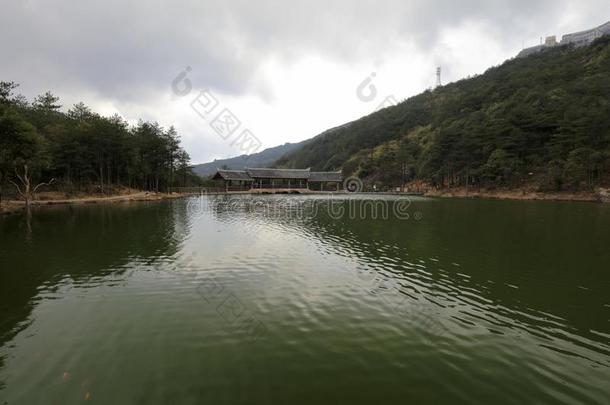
[3,0,609,99]
[2,0,609,162]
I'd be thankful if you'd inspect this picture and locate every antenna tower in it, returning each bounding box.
[436,66,442,88]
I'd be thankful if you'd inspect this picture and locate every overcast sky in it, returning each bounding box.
[2,1,609,164]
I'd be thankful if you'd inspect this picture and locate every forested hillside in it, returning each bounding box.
[277,37,610,191]
[0,83,200,203]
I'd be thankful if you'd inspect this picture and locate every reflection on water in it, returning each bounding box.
[0,196,609,404]
[0,202,190,384]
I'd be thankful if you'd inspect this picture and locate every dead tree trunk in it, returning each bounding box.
[99,163,104,195]
[0,172,4,206]
[9,164,55,206]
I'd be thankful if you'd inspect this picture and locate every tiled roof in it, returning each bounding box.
[211,168,343,182]
[309,171,343,182]
[212,170,253,181]
[246,168,311,179]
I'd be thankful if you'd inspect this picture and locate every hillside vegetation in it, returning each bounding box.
[277,37,610,191]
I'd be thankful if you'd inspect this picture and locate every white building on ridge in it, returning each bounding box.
[518,20,610,58]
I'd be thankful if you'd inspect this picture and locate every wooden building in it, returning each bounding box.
[212,168,343,192]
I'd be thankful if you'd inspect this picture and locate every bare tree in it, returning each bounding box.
[9,164,55,206]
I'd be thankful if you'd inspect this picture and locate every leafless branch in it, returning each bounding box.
[8,178,25,198]
[13,167,26,186]
[33,178,56,194]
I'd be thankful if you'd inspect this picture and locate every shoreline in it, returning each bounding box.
[2,188,609,217]
[423,187,609,203]
[0,192,190,216]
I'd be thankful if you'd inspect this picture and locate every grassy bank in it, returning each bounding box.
[424,187,610,203]
[0,191,190,216]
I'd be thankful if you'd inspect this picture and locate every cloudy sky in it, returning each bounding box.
[2,1,609,164]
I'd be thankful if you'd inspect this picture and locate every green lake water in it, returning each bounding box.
[0,195,609,404]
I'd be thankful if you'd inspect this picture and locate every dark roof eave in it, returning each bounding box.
[213,170,253,181]
[246,167,311,179]
[309,171,343,182]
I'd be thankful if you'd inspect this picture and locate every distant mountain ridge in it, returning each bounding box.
[192,141,309,177]
[192,120,360,177]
